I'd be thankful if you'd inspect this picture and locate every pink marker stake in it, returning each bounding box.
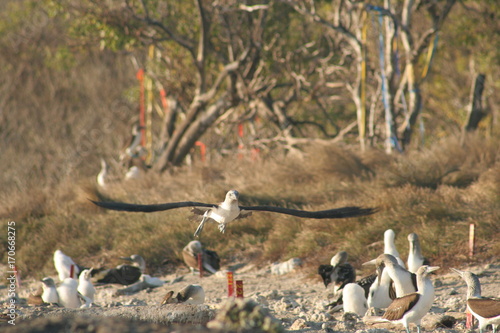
[466,310,474,329]
[227,272,234,297]
[235,280,244,298]
[469,223,475,258]
[198,253,203,278]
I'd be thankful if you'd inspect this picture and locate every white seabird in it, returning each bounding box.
[343,283,368,317]
[91,190,378,237]
[451,268,500,333]
[161,284,205,305]
[384,229,406,268]
[77,269,96,303]
[57,277,81,308]
[182,240,220,275]
[41,277,59,304]
[53,249,81,281]
[381,265,440,333]
[407,233,428,274]
[97,158,109,188]
[366,254,417,298]
[120,124,144,161]
[125,165,142,180]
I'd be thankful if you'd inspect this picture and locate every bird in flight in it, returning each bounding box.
[91,190,377,237]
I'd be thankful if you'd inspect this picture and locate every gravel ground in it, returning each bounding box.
[1,261,499,332]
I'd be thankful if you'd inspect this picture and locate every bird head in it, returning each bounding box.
[419,265,440,277]
[318,264,334,287]
[226,190,239,202]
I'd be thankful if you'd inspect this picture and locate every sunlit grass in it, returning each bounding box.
[1,135,500,280]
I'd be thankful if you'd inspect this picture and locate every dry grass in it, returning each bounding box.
[1,7,499,280]
[2,139,500,279]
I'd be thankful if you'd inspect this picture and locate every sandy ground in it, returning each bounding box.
[0,260,499,332]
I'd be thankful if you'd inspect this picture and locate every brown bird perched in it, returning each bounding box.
[182,240,220,275]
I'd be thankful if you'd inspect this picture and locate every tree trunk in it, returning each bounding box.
[464,74,486,132]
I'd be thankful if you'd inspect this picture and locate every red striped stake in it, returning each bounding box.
[238,123,244,138]
[235,280,244,298]
[159,89,169,112]
[227,272,234,297]
[469,223,475,258]
[197,253,203,278]
[195,141,206,162]
[70,264,74,279]
[466,310,474,329]
[136,68,146,147]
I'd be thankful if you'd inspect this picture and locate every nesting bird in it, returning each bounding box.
[407,233,429,274]
[92,190,377,237]
[318,251,356,295]
[366,230,406,309]
[452,268,500,333]
[381,265,440,333]
[343,283,369,317]
[161,284,205,305]
[53,250,82,281]
[182,240,220,275]
[41,277,59,304]
[77,269,96,303]
[365,254,417,298]
[57,278,81,308]
[92,254,145,285]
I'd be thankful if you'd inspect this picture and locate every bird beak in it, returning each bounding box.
[450,268,462,275]
[119,257,133,262]
[427,266,440,273]
[362,259,377,266]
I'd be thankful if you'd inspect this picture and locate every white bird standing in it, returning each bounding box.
[367,254,417,298]
[57,278,81,308]
[451,268,500,333]
[77,269,96,303]
[53,250,80,281]
[343,283,368,317]
[91,190,378,237]
[41,277,59,304]
[407,233,427,274]
[384,229,405,268]
[380,265,439,333]
[366,230,406,309]
[97,158,109,188]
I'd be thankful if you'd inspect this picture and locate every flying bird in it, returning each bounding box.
[452,268,500,333]
[91,190,378,237]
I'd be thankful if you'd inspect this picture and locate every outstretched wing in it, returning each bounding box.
[90,200,216,212]
[237,205,377,219]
